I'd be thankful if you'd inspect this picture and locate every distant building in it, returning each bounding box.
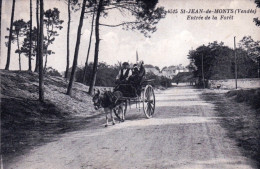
[144,64,189,79]
[161,64,189,79]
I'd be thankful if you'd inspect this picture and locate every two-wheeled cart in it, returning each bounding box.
[113,79,155,120]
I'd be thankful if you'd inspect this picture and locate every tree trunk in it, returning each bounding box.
[39,0,44,102]
[0,0,2,57]
[66,0,87,95]
[43,18,51,73]
[82,8,95,84]
[257,56,260,78]
[5,0,16,70]
[16,33,21,71]
[34,0,39,72]
[28,0,32,71]
[65,0,71,79]
[88,0,103,95]
[201,53,205,89]
[44,54,48,72]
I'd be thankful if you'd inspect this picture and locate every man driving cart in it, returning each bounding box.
[115,62,132,85]
[115,61,145,97]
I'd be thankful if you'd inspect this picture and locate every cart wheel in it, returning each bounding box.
[114,101,127,122]
[143,85,155,118]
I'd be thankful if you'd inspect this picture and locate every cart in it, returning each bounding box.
[113,79,156,120]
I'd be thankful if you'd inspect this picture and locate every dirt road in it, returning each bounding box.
[6,86,256,169]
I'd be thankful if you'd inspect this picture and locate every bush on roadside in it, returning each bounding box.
[145,72,172,88]
[74,63,172,88]
[75,62,118,87]
[45,67,62,77]
[226,88,260,110]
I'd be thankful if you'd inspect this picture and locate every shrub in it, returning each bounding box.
[145,72,172,88]
[45,67,62,77]
[226,88,260,109]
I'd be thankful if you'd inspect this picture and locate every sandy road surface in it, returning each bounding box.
[6,86,256,169]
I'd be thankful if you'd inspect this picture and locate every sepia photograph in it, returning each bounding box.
[1,0,260,168]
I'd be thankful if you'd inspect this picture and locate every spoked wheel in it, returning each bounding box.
[114,101,127,122]
[143,85,155,118]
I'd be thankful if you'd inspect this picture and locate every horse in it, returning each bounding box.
[92,89,124,127]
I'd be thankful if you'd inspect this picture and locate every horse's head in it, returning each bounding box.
[92,89,101,110]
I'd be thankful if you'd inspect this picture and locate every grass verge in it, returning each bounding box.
[202,89,260,168]
[1,70,102,164]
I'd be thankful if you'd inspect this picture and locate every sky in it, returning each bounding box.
[1,0,260,72]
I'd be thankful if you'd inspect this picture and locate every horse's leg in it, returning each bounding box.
[111,109,115,125]
[121,105,125,122]
[123,101,127,122]
[105,108,108,127]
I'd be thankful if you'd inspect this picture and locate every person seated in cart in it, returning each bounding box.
[128,64,139,82]
[128,61,146,96]
[115,62,132,85]
[114,62,133,96]
[138,60,145,81]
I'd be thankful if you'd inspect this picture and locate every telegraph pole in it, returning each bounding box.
[136,50,139,62]
[201,53,205,89]
[234,36,237,89]
[257,56,260,78]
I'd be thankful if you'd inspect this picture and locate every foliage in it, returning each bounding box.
[95,63,119,87]
[159,76,172,87]
[172,72,194,83]
[65,0,81,12]
[145,72,172,88]
[144,64,159,70]
[235,48,258,78]
[20,26,37,58]
[5,19,27,51]
[188,41,258,87]
[254,0,260,26]
[13,19,28,37]
[239,36,260,63]
[20,26,55,59]
[5,19,28,70]
[119,0,167,37]
[84,0,167,37]
[144,64,154,68]
[44,8,63,32]
[239,36,260,78]
[45,67,62,77]
[5,8,64,70]
[75,62,118,87]
[226,88,260,109]
[81,0,167,94]
[73,62,171,88]
[43,8,64,57]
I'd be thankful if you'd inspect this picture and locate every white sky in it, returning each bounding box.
[1,0,260,72]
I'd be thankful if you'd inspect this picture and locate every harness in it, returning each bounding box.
[94,91,122,110]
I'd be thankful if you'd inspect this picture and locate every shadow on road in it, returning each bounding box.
[1,97,104,164]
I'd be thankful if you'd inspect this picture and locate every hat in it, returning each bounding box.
[133,64,138,68]
[138,60,144,65]
[122,62,129,66]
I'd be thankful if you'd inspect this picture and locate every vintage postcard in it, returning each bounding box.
[1,0,260,168]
